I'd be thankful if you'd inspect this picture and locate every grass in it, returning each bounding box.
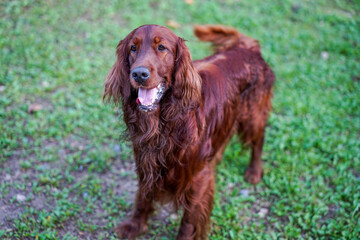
[0,0,359,239]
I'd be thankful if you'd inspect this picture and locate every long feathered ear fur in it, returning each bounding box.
[103,32,134,104]
[173,37,202,107]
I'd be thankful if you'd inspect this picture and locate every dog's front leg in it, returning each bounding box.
[177,165,215,240]
[115,190,154,239]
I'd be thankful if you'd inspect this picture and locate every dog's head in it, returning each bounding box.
[104,25,201,112]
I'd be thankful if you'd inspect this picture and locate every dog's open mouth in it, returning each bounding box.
[137,83,165,112]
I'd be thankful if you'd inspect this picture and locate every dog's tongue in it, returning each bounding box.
[138,87,158,106]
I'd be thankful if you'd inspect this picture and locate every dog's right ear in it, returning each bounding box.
[103,32,134,103]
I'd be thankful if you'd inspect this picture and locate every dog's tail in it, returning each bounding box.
[194,24,260,53]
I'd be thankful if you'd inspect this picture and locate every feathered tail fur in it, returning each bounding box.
[194,24,261,53]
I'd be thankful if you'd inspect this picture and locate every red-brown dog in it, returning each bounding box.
[104,24,275,239]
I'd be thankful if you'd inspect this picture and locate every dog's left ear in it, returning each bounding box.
[173,37,201,106]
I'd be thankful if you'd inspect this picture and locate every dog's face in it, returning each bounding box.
[104,25,201,112]
[126,25,178,112]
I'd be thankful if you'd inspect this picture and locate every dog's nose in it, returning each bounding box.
[132,67,150,84]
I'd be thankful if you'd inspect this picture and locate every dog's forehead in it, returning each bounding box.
[133,25,178,44]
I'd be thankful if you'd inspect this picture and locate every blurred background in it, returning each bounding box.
[0,0,359,239]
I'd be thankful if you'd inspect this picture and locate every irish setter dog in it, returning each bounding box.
[104,24,275,239]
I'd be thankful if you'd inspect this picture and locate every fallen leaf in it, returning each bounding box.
[321,51,329,60]
[5,174,11,181]
[16,194,26,202]
[239,189,250,197]
[42,81,50,87]
[185,0,194,4]
[166,20,180,29]
[258,208,268,218]
[28,103,43,114]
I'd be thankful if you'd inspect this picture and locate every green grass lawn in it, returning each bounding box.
[1,0,359,239]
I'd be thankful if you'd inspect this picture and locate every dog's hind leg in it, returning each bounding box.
[244,130,265,184]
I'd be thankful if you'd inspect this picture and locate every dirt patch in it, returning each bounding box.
[0,200,23,228]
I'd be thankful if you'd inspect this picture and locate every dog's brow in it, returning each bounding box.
[154,37,161,43]
[133,38,140,44]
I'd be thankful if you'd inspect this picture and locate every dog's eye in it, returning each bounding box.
[157,44,166,51]
[130,45,137,52]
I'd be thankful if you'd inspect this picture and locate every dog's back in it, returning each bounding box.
[193,25,275,180]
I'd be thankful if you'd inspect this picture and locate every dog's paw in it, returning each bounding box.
[115,220,147,239]
[245,167,263,184]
